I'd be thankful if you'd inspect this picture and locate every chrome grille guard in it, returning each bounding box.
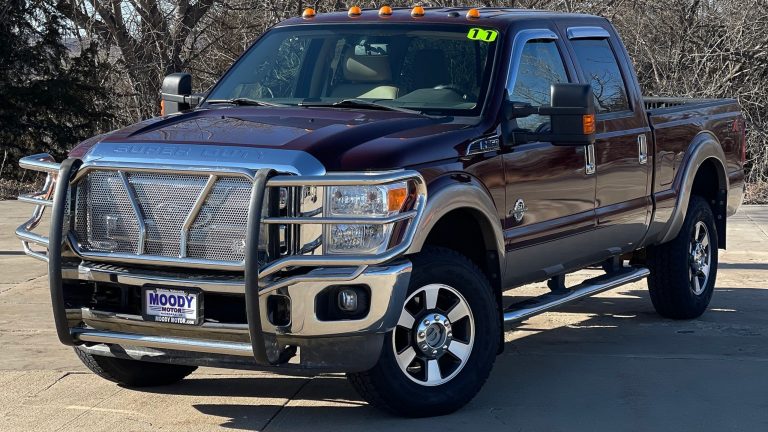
[15,152,426,364]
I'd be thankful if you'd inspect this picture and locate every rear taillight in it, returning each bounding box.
[734,117,747,165]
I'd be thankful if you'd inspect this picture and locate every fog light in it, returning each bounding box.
[338,289,359,312]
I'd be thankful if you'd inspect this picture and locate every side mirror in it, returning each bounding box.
[548,83,596,146]
[160,73,200,115]
[505,83,596,146]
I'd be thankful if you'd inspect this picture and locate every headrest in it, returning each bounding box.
[343,55,392,82]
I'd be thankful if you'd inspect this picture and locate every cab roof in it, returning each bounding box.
[276,7,602,29]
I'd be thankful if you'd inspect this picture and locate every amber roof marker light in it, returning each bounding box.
[302,8,316,19]
[411,5,425,17]
[348,6,362,17]
[466,8,480,19]
[379,5,393,17]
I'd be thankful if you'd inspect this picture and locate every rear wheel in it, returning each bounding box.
[75,348,197,387]
[347,247,500,417]
[647,196,718,319]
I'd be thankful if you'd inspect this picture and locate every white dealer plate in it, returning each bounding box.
[142,287,203,325]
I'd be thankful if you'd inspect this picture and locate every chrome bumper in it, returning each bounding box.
[15,152,421,370]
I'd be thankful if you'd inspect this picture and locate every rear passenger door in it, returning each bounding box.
[562,25,653,255]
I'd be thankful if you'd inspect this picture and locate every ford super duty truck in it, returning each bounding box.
[16,6,745,417]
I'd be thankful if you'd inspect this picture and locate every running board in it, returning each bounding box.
[503,267,650,324]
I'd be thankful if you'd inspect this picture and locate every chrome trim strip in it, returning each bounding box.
[118,171,147,254]
[18,194,53,206]
[80,309,249,338]
[504,29,559,96]
[180,174,217,258]
[71,329,254,357]
[267,170,419,187]
[16,227,49,247]
[81,142,326,176]
[73,161,258,183]
[566,26,611,40]
[77,263,245,294]
[19,153,60,173]
[15,154,59,261]
[262,210,417,225]
[504,267,650,323]
[70,250,245,270]
[259,265,367,294]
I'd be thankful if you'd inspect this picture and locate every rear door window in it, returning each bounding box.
[570,38,630,113]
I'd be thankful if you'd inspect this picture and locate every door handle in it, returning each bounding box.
[585,143,596,175]
[638,135,648,165]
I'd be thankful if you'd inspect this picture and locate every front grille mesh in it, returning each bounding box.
[72,170,255,265]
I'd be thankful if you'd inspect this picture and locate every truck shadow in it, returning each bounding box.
[139,285,768,431]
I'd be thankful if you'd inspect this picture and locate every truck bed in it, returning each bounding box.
[644,96,745,231]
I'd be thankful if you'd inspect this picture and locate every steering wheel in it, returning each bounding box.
[433,84,468,100]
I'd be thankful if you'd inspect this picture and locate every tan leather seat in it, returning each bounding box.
[329,55,399,99]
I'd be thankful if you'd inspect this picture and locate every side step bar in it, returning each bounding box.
[504,267,650,324]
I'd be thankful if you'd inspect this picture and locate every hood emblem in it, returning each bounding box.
[511,199,528,223]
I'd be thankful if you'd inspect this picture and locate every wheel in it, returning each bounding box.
[647,196,718,319]
[75,348,197,387]
[347,247,500,417]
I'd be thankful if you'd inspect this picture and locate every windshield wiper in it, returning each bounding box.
[205,97,286,107]
[299,99,422,115]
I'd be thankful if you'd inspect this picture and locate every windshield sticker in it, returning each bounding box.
[467,28,498,42]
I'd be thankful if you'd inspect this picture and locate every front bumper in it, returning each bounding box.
[15,152,423,373]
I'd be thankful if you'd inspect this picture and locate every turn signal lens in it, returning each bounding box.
[160,99,165,116]
[302,8,316,19]
[387,186,408,212]
[411,6,425,17]
[379,5,392,16]
[466,8,480,19]
[583,114,596,135]
[348,6,362,17]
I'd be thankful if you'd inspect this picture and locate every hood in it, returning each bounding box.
[70,107,482,171]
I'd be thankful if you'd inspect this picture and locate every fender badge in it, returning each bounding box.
[511,199,528,223]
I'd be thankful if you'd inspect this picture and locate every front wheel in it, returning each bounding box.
[347,247,500,417]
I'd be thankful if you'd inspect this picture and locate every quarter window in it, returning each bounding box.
[571,38,630,113]
[508,40,568,132]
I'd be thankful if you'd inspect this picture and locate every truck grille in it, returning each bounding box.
[72,170,262,266]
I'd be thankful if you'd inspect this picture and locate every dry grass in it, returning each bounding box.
[0,179,41,201]
[745,181,768,205]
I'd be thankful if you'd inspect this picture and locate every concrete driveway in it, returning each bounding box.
[1,200,767,431]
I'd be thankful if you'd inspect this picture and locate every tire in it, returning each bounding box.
[75,348,197,387]
[647,195,718,319]
[347,247,500,417]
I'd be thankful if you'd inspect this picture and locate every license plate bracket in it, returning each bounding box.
[142,286,204,325]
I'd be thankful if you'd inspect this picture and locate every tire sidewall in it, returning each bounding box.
[366,248,500,415]
[683,199,718,306]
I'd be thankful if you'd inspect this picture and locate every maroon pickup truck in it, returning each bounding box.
[16,7,745,417]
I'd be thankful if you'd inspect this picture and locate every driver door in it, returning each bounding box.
[501,30,598,287]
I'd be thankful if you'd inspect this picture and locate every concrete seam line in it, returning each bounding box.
[262,377,312,431]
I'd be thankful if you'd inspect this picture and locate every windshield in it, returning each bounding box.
[204,24,500,116]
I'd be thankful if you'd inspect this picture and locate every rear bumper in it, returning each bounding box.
[15,153,420,373]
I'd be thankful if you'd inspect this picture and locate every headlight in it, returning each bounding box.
[324,182,408,254]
